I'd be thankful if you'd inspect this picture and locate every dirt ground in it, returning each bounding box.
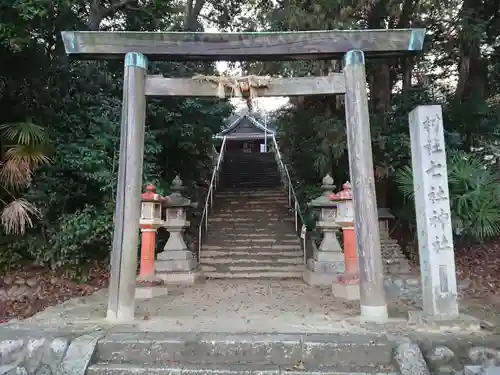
[1,241,500,330]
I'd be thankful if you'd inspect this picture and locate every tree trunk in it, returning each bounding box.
[456,0,487,102]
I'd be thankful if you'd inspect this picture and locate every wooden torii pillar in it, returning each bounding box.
[60,29,425,323]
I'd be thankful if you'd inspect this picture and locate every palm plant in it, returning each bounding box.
[0,121,50,235]
[395,150,500,242]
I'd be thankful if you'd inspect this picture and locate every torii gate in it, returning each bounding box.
[61,29,426,323]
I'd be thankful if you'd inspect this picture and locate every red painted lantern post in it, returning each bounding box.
[329,182,360,299]
[138,185,165,283]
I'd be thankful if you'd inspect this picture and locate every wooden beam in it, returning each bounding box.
[60,29,425,61]
[145,75,346,97]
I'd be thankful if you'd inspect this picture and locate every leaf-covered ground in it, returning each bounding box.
[1,242,500,324]
[0,262,109,323]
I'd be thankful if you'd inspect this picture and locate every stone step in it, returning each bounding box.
[202,244,300,250]
[206,223,295,230]
[204,240,298,247]
[212,213,288,218]
[207,221,296,227]
[215,231,297,236]
[205,230,297,236]
[212,270,305,278]
[220,182,281,187]
[204,243,301,250]
[201,264,305,273]
[209,217,294,222]
[214,209,288,214]
[205,239,301,245]
[88,333,405,374]
[200,256,303,265]
[216,192,287,196]
[87,364,397,375]
[216,197,287,200]
[220,173,279,177]
[220,180,281,184]
[205,232,299,238]
[91,332,396,366]
[216,190,285,194]
[211,211,289,216]
[214,200,289,205]
[216,191,286,196]
[206,231,297,238]
[200,250,303,257]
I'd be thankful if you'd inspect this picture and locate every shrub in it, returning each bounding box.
[395,150,500,242]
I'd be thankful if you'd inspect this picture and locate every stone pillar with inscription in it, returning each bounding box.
[408,105,459,319]
[303,174,345,285]
[156,176,204,284]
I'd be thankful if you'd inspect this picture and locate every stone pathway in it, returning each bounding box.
[7,279,479,336]
[19,279,363,332]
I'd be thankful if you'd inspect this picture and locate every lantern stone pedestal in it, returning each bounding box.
[330,182,360,301]
[378,208,412,276]
[155,176,204,284]
[378,208,420,304]
[303,175,345,286]
[135,184,168,299]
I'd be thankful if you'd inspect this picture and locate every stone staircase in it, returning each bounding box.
[86,332,402,375]
[200,152,305,279]
[219,151,282,189]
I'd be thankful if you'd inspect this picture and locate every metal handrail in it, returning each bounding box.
[198,136,227,259]
[270,135,307,264]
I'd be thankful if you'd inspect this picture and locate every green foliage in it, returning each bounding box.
[0,0,233,272]
[24,205,114,269]
[395,151,500,242]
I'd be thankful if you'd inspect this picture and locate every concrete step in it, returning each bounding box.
[91,333,397,367]
[87,364,398,375]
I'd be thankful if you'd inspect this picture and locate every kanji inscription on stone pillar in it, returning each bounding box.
[409,105,459,318]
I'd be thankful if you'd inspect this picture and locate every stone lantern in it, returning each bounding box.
[331,182,360,300]
[155,176,203,284]
[377,207,412,277]
[377,207,394,240]
[335,182,354,227]
[140,185,164,226]
[303,174,345,286]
